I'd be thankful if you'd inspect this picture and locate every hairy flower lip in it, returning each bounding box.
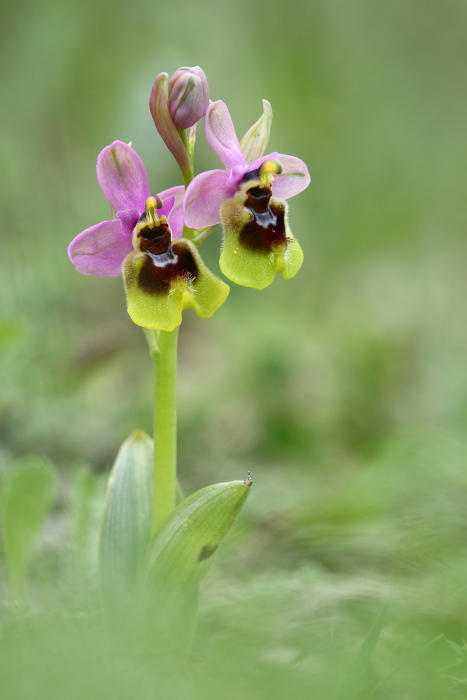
[219,194,304,290]
[240,193,287,252]
[123,238,230,331]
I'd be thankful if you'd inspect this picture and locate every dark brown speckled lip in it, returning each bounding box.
[138,241,199,296]
[240,186,288,253]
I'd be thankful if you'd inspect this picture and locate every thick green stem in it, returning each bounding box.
[152,328,179,534]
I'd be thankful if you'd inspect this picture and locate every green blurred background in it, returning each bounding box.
[1,0,467,696]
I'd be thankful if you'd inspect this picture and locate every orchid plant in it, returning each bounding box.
[66,65,310,638]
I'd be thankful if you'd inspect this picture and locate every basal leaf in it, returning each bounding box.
[144,475,252,658]
[99,430,153,610]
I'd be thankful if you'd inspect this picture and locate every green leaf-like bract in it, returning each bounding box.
[147,478,252,595]
[144,478,252,656]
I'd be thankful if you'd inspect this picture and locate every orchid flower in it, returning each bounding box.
[68,141,229,331]
[184,101,311,290]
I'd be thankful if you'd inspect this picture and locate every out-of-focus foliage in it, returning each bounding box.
[1,0,467,697]
[0,457,55,599]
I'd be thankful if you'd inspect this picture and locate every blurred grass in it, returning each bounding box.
[1,0,467,696]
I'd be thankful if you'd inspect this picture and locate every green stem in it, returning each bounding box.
[192,224,218,247]
[179,128,194,189]
[152,327,179,534]
[149,121,196,532]
[179,127,195,238]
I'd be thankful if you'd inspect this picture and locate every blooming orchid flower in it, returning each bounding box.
[68,141,229,331]
[184,101,311,290]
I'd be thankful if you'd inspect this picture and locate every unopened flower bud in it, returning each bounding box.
[168,66,209,129]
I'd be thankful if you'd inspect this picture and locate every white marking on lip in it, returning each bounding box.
[150,251,178,268]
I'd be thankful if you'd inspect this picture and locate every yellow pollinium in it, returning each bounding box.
[145,195,164,228]
[259,159,283,188]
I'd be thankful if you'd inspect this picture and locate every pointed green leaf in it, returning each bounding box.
[99,430,153,608]
[148,475,252,597]
[143,476,252,659]
[0,456,55,598]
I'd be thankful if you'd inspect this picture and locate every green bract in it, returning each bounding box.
[145,476,252,660]
[147,476,252,597]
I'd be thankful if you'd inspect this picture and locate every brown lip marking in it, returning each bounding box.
[240,186,288,253]
[138,221,171,255]
[138,241,199,296]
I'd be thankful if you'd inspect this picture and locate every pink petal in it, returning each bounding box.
[96,141,150,212]
[270,153,311,200]
[68,219,133,277]
[204,101,246,170]
[156,195,175,219]
[247,152,278,171]
[184,169,237,229]
[159,185,185,238]
[117,209,140,237]
[230,163,249,185]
